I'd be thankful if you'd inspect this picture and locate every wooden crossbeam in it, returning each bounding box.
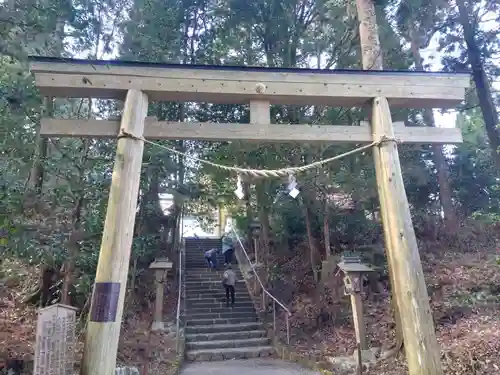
[40,118,463,144]
[29,58,470,108]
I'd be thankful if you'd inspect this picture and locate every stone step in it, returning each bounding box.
[185,280,244,285]
[185,261,228,264]
[185,257,226,260]
[185,253,227,257]
[185,248,223,251]
[186,337,271,350]
[185,249,225,251]
[187,301,255,310]
[186,294,253,302]
[185,280,245,286]
[185,244,222,247]
[185,270,242,275]
[186,277,243,281]
[186,279,248,294]
[185,289,250,297]
[186,316,259,326]
[186,305,255,313]
[185,322,263,334]
[185,248,222,251]
[186,282,245,287]
[185,330,267,342]
[185,250,222,254]
[185,238,221,241]
[186,271,242,276]
[185,295,253,302]
[187,268,239,271]
[185,291,253,306]
[185,346,275,361]
[184,278,244,284]
[185,245,221,247]
[185,263,233,266]
[184,282,246,290]
[185,273,243,278]
[186,311,256,320]
[186,292,250,299]
[185,278,244,282]
[185,269,242,273]
[185,264,236,268]
[185,244,221,246]
[188,306,255,314]
[185,240,219,242]
[185,287,247,294]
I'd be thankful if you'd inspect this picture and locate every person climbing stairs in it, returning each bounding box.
[183,237,274,361]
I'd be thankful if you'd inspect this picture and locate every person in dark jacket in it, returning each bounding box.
[222,264,236,307]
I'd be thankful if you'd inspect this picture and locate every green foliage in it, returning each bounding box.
[450,108,500,216]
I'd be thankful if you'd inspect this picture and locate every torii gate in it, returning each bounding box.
[29,56,469,375]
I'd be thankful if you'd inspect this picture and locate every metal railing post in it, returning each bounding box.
[175,210,186,355]
[286,314,290,345]
[273,300,276,336]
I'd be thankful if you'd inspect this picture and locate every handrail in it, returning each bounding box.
[232,227,290,313]
[230,226,291,344]
[175,209,185,354]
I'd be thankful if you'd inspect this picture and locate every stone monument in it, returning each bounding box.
[149,258,173,331]
[33,304,78,375]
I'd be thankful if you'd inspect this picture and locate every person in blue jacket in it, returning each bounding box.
[204,248,218,269]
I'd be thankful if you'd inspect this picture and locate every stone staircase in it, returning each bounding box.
[183,237,274,361]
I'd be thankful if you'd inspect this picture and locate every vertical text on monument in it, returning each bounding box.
[34,304,78,375]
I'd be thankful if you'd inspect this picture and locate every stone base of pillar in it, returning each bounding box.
[151,321,165,331]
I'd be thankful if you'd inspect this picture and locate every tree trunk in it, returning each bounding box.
[256,182,271,291]
[255,182,271,253]
[61,139,90,305]
[61,233,80,305]
[243,182,253,250]
[27,97,51,196]
[28,13,65,196]
[456,0,500,168]
[323,202,331,260]
[408,26,458,232]
[301,197,319,282]
[25,266,58,306]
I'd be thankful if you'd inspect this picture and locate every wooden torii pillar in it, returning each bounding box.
[28,56,469,375]
[356,1,444,374]
[82,89,148,375]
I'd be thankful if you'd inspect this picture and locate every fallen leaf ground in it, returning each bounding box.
[0,265,179,374]
[268,247,500,375]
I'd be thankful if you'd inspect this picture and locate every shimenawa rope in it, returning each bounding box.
[118,129,398,178]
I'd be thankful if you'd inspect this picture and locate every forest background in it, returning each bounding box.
[0,0,499,374]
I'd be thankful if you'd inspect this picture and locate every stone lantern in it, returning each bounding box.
[149,258,173,331]
[338,253,374,351]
